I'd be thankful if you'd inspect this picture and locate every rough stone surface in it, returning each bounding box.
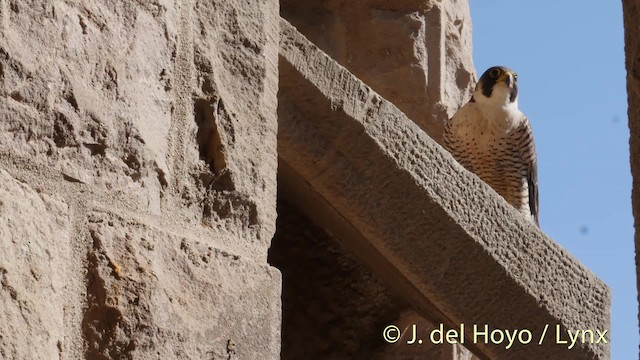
[0,0,280,358]
[280,0,475,145]
[0,0,279,259]
[622,0,640,357]
[278,18,610,359]
[0,169,71,360]
[83,211,281,359]
[0,1,175,209]
[181,0,279,248]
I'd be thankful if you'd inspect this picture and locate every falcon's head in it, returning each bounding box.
[472,66,519,106]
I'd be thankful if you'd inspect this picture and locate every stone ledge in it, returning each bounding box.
[278,18,610,360]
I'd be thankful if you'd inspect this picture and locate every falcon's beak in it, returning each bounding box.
[500,72,514,87]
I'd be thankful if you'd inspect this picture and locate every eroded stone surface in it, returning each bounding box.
[171,0,278,245]
[280,0,475,144]
[0,1,176,207]
[83,211,281,359]
[0,169,71,360]
[0,1,281,358]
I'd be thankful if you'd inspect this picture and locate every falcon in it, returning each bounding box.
[443,66,539,225]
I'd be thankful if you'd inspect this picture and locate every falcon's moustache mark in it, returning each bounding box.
[510,82,518,103]
[481,77,494,98]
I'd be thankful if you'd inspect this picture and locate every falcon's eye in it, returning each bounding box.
[513,73,518,81]
[489,68,501,78]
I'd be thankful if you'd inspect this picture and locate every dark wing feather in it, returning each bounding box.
[528,156,539,225]
[520,117,539,225]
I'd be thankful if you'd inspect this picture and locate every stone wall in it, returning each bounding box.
[0,1,280,359]
[280,0,475,144]
[622,0,640,358]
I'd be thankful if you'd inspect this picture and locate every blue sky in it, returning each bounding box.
[469,1,637,358]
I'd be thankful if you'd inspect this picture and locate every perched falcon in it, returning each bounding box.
[443,66,539,225]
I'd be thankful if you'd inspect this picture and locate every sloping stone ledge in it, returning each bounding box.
[277,18,610,360]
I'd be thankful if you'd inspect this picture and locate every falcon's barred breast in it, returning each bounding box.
[443,66,539,225]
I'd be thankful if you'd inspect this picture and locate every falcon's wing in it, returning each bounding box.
[528,152,539,225]
[518,116,539,225]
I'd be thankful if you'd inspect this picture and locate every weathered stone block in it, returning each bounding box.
[0,0,279,253]
[0,169,71,359]
[0,0,177,209]
[1,0,282,358]
[165,0,279,250]
[83,211,281,359]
